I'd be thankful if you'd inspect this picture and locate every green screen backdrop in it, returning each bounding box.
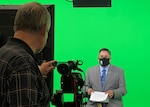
[1,0,150,107]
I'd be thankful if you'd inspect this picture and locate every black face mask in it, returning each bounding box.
[99,58,110,66]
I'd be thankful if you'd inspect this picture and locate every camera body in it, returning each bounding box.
[51,60,84,107]
[54,60,78,75]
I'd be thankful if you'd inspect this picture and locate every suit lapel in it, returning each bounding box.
[95,65,103,90]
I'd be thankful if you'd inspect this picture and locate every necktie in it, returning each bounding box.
[101,69,106,88]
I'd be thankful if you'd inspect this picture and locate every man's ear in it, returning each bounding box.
[109,57,111,61]
[41,24,47,35]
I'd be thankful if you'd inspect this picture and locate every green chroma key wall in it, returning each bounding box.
[1,0,150,107]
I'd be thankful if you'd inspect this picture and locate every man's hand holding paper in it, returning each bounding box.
[89,91,109,103]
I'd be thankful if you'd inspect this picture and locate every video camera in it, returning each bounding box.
[51,60,84,107]
[53,60,83,75]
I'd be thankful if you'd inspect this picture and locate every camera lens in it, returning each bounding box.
[57,64,70,74]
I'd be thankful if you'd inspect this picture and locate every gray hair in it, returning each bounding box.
[13,2,51,33]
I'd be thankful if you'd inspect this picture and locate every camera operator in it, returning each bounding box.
[0,2,56,107]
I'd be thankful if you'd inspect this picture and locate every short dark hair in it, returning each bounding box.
[99,48,111,55]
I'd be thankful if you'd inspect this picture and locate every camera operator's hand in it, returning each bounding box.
[87,88,94,95]
[39,60,56,77]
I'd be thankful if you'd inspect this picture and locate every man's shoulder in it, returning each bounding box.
[0,45,27,56]
[0,45,32,64]
[109,64,124,71]
[88,65,99,70]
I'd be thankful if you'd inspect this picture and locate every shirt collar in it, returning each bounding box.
[6,37,40,63]
[100,64,110,71]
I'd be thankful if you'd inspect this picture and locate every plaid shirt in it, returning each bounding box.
[0,38,50,107]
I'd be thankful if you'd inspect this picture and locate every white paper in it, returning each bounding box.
[89,91,108,102]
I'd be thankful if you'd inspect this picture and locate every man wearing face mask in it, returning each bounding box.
[82,48,127,107]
